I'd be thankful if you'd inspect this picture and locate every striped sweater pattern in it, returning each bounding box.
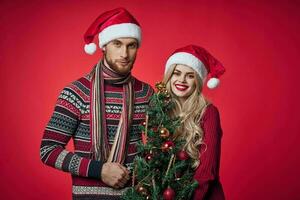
[40,74,153,200]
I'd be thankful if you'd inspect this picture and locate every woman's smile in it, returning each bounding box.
[174,83,189,91]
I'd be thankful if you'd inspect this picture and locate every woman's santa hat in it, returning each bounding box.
[165,45,225,89]
[84,7,142,55]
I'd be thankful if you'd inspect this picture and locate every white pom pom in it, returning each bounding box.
[207,77,220,89]
[84,43,97,55]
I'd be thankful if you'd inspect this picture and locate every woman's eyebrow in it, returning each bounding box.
[186,72,194,75]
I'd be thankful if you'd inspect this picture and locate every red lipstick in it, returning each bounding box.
[175,84,189,91]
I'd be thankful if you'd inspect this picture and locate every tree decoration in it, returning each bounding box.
[163,187,176,200]
[136,185,149,196]
[152,126,159,133]
[145,153,153,161]
[122,82,198,200]
[176,150,189,161]
[161,141,174,152]
[160,127,170,139]
[175,171,182,181]
[141,121,147,127]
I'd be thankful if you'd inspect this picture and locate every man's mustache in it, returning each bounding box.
[116,59,131,62]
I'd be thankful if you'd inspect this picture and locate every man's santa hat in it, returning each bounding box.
[84,7,142,55]
[165,45,225,89]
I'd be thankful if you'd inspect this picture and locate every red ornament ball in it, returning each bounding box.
[163,187,175,200]
[161,141,174,152]
[177,150,189,160]
[152,126,159,132]
[141,121,147,126]
[175,171,182,180]
[145,153,153,161]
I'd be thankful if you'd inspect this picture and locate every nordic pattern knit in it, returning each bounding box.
[40,74,154,200]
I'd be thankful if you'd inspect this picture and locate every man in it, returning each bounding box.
[40,8,153,200]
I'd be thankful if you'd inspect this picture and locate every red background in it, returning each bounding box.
[1,0,300,199]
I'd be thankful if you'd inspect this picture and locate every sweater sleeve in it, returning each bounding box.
[40,86,103,179]
[193,105,223,200]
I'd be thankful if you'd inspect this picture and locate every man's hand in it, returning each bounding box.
[101,162,130,189]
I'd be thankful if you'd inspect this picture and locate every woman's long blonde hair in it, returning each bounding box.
[163,64,209,168]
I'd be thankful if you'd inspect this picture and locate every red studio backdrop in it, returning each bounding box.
[1,0,300,199]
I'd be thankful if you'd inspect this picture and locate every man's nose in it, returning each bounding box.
[120,46,128,58]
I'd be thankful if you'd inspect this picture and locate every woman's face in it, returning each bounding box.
[170,64,196,102]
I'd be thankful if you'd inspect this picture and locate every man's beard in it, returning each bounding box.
[104,54,135,75]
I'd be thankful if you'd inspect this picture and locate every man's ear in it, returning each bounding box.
[102,46,106,51]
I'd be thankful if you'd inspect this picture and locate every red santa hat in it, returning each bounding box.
[83,7,142,55]
[165,45,225,89]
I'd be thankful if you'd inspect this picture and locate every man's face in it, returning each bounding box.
[103,38,138,75]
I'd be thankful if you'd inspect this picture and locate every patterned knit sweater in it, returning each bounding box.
[40,74,153,200]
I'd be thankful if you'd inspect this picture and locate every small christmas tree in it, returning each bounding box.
[122,82,198,200]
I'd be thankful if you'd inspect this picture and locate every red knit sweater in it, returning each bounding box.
[193,104,225,200]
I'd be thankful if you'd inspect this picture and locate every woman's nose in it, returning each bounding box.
[179,75,186,83]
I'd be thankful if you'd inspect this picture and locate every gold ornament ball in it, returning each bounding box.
[163,90,169,95]
[136,185,148,196]
[155,82,166,93]
[160,128,170,139]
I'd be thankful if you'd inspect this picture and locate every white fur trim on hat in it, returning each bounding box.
[207,77,220,89]
[98,23,141,48]
[84,43,97,55]
[165,52,208,80]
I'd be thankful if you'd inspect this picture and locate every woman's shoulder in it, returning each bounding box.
[200,104,223,136]
[201,103,220,122]
[204,103,220,115]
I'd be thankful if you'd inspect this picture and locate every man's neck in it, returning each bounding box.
[103,58,111,69]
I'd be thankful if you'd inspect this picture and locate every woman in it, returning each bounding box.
[163,45,226,200]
